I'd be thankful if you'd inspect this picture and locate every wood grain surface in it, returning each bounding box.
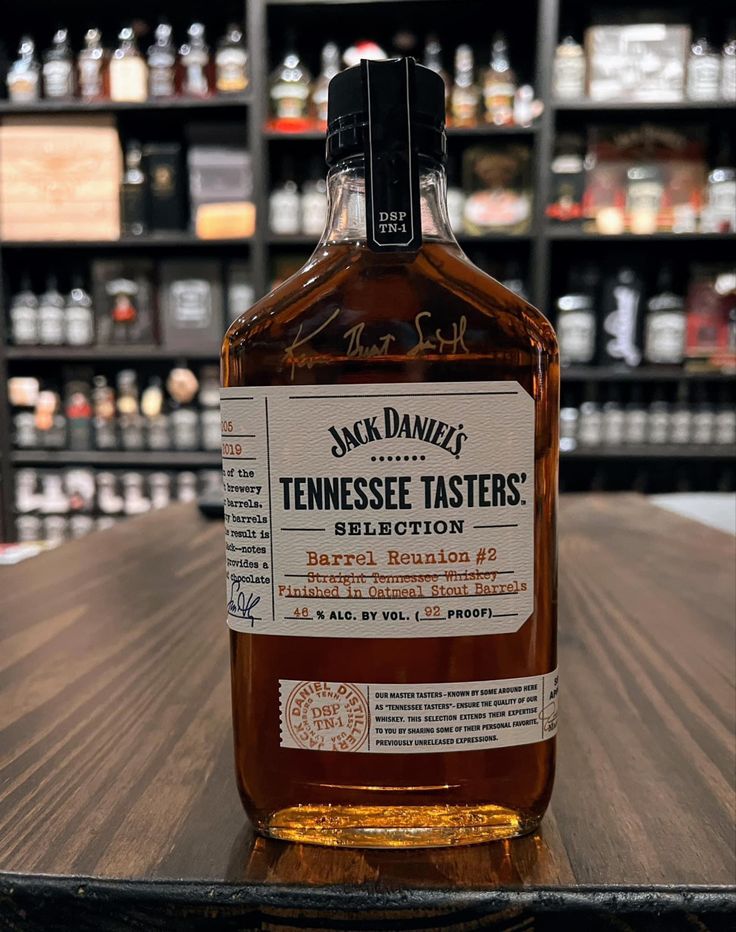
[0,495,734,930]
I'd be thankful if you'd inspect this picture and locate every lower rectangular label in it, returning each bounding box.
[279,669,558,754]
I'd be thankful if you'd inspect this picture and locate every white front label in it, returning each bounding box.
[221,381,535,638]
[279,668,558,753]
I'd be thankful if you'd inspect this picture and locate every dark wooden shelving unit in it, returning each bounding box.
[1,0,735,538]
[563,445,733,460]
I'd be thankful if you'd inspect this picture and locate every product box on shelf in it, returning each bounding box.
[92,259,157,345]
[0,116,121,240]
[685,265,736,370]
[585,24,690,102]
[159,260,224,352]
[143,143,187,232]
[186,123,255,239]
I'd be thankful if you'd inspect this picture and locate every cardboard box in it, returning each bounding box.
[0,116,121,240]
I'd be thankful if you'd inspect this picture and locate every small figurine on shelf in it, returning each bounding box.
[180,23,212,98]
[7,36,41,102]
[216,23,249,95]
[78,28,108,101]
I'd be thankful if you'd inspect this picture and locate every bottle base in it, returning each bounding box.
[256,804,542,848]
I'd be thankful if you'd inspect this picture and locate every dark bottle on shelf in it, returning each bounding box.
[556,265,597,366]
[602,385,625,447]
[7,36,41,102]
[38,276,65,346]
[147,21,177,99]
[65,276,95,346]
[647,387,670,445]
[216,23,249,95]
[546,133,585,223]
[311,42,340,125]
[36,390,66,449]
[180,23,212,98]
[92,375,118,450]
[42,28,75,100]
[598,266,643,368]
[120,140,148,237]
[714,384,736,445]
[669,382,692,445]
[65,381,93,451]
[692,384,715,445]
[78,28,107,101]
[624,384,648,445]
[9,275,39,345]
[643,265,686,365]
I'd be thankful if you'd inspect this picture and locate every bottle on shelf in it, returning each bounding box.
[9,276,39,345]
[147,20,177,99]
[450,44,480,127]
[626,164,664,235]
[714,384,736,445]
[311,42,341,126]
[700,136,736,234]
[643,265,686,365]
[500,261,529,302]
[38,277,65,346]
[598,266,643,368]
[578,384,603,446]
[269,43,312,126]
[92,376,117,450]
[117,369,145,450]
[546,132,585,223]
[216,23,249,95]
[483,32,516,126]
[602,385,625,447]
[78,28,107,101]
[669,382,692,444]
[7,36,41,102]
[687,22,721,101]
[691,384,715,444]
[722,21,736,101]
[556,265,597,366]
[552,34,586,100]
[647,388,670,444]
[141,376,169,451]
[65,381,93,451]
[301,158,328,237]
[269,158,301,235]
[513,84,535,128]
[65,276,95,346]
[109,26,148,102]
[180,23,212,98]
[120,140,148,237]
[423,35,450,110]
[445,155,465,234]
[559,388,579,452]
[624,384,648,445]
[42,28,75,100]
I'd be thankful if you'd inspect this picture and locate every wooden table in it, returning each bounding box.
[0,494,734,930]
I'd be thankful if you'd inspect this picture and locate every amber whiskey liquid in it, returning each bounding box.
[221,61,558,847]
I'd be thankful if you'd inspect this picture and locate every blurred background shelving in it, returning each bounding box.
[0,0,734,541]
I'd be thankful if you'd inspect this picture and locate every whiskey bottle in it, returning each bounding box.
[300,158,328,236]
[109,27,147,102]
[64,276,95,346]
[556,266,597,366]
[269,159,301,234]
[311,42,341,126]
[180,23,211,98]
[78,28,107,101]
[221,58,559,848]
[147,21,177,99]
[552,34,586,100]
[450,44,480,126]
[38,276,66,345]
[120,141,148,236]
[643,265,686,365]
[722,22,736,101]
[269,46,312,126]
[9,276,39,345]
[483,32,516,126]
[423,35,450,109]
[216,23,249,95]
[7,36,40,102]
[687,22,720,101]
[43,28,75,100]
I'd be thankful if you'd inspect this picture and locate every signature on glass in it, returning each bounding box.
[228,579,261,628]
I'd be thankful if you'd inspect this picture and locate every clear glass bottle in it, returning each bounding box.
[483,32,516,126]
[624,384,648,445]
[38,276,66,345]
[269,159,301,234]
[643,265,686,365]
[450,44,480,127]
[180,23,212,98]
[722,21,736,101]
[423,35,450,109]
[78,28,107,101]
[552,35,586,100]
[311,42,341,125]
[147,21,177,99]
[669,383,692,444]
[120,140,147,236]
[691,384,715,444]
[65,276,95,346]
[10,276,39,345]
[556,266,597,366]
[42,28,75,99]
[222,59,558,848]
[269,47,312,125]
[301,158,328,236]
[647,388,670,444]
[7,36,41,102]
[216,23,248,95]
[687,23,721,101]
[109,27,147,102]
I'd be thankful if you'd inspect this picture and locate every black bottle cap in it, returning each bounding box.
[326,57,446,167]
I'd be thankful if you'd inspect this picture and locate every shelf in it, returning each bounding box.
[562,367,735,382]
[563,446,734,460]
[264,125,537,140]
[12,451,221,467]
[553,99,736,112]
[0,96,249,115]
[266,232,534,245]
[5,347,220,362]
[547,229,736,242]
[0,235,253,249]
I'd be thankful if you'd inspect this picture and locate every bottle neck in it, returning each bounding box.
[319,156,455,247]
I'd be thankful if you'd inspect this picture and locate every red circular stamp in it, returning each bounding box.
[285,681,370,752]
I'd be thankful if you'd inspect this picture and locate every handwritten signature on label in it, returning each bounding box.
[283,309,470,380]
[227,579,261,628]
